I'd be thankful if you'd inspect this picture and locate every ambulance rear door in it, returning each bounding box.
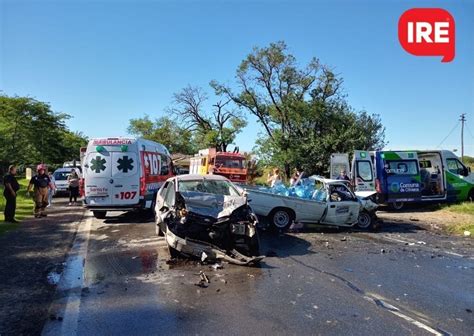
[330,153,350,179]
[352,150,375,192]
[111,151,140,206]
[84,150,113,206]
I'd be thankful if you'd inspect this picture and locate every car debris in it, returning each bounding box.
[211,263,223,270]
[155,175,264,266]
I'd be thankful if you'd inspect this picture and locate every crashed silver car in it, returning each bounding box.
[154,175,262,265]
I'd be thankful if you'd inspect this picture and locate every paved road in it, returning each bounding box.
[43,211,474,336]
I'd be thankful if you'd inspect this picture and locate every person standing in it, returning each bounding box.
[27,164,53,218]
[336,169,351,183]
[67,170,80,205]
[3,165,20,223]
[47,171,55,207]
[266,168,282,187]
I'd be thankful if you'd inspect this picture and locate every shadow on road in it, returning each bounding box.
[103,211,155,224]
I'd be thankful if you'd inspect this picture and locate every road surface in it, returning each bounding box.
[43,211,474,336]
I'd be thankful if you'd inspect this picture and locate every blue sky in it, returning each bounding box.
[1,0,473,154]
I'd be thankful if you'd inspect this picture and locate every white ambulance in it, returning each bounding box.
[82,137,174,219]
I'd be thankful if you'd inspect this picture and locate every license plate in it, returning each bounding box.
[231,223,246,235]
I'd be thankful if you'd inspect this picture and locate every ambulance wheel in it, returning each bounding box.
[93,211,107,219]
[390,202,404,210]
[269,208,294,231]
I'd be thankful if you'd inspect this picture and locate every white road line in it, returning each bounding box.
[443,251,464,258]
[42,214,92,336]
[363,294,445,336]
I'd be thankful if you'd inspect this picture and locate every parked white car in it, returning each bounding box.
[52,167,82,195]
[243,176,379,231]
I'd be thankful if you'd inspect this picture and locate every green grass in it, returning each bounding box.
[0,178,34,234]
[441,202,474,237]
[444,202,474,215]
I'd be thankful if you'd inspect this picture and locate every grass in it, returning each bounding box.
[441,202,474,237]
[0,178,34,234]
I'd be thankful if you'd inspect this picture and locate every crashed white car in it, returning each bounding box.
[154,175,262,265]
[244,176,379,231]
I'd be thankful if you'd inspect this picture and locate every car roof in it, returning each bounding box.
[173,174,229,182]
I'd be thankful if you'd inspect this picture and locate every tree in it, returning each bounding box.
[127,115,197,155]
[170,85,247,152]
[212,41,385,176]
[0,94,88,170]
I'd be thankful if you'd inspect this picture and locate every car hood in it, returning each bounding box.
[179,191,247,218]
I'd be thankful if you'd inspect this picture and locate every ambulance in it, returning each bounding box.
[331,150,474,209]
[82,137,174,219]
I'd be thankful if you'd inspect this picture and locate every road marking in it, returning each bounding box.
[363,294,447,336]
[290,257,451,336]
[375,235,472,259]
[42,214,92,336]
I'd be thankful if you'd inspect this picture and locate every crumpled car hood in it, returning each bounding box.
[179,191,247,218]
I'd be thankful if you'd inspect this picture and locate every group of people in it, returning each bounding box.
[267,167,307,187]
[2,164,81,223]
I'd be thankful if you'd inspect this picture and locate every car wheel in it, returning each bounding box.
[93,211,107,219]
[357,211,374,230]
[390,202,404,210]
[269,208,294,231]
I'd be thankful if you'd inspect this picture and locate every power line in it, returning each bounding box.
[437,121,460,148]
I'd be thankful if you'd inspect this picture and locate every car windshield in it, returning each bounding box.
[54,171,71,181]
[178,179,241,196]
[215,156,245,169]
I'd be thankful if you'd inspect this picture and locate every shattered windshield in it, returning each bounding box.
[178,179,241,196]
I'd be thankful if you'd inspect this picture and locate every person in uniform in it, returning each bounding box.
[3,165,20,223]
[27,164,53,218]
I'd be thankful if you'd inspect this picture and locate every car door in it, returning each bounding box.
[321,184,360,225]
[295,179,328,223]
[111,151,140,206]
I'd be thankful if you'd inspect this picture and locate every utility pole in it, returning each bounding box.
[460,113,466,162]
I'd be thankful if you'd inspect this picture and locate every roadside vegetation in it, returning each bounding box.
[0,95,88,173]
[0,179,34,234]
[441,202,474,237]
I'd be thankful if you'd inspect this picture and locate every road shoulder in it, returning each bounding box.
[0,201,85,336]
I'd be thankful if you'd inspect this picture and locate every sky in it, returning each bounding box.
[1,0,474,154]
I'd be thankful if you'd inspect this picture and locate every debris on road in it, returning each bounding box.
[199,271,210,283]
[211,263,223,271]
[464,231,471,237]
